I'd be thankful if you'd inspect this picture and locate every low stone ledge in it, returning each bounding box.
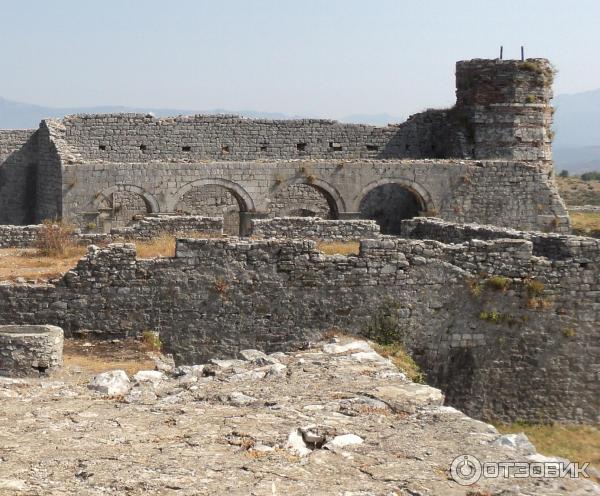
[0,325,64,377]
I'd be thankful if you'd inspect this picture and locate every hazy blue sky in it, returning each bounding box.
[2,0,599,118]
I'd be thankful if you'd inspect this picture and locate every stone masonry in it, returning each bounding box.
[250,217,380,240]
[0,58,568,234]
[0,218,599,423]
[0,214,223,249]
[0,325,63,377]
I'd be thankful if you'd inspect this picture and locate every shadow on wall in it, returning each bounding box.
[359,184,423,234]
[0,136,38,226]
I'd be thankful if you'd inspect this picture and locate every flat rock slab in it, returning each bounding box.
[0,339,597,495]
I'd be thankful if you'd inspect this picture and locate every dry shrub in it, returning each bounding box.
[36,219,76,257]
[316,241,360,256]
[140,330,162,351]
[214,277,230,298]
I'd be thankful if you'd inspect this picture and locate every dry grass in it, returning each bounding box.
[134,235,177,258]
[372,342,424,383]
[0,246,87,281]
[63,338,156,376]
[0,231,226,281]
[570,211,600,236]
[316,240,360,256]
[496,422,600,472]
[133,231,225,259]
[557,176,600,207]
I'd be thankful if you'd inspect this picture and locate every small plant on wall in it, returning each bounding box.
[213,277,230,300]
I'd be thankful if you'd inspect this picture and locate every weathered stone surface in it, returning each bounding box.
[0,340,597,495]
[0,325,63,377]
[251,217,381,241]
[88,370,130,396]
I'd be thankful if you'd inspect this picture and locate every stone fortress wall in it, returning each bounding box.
[0,58,567,234]
[0,217,598,423]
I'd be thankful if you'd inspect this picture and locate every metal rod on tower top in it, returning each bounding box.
[500,46,503,60]
[521,46,525,61]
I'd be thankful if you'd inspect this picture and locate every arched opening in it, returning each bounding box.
[98,191,153,228]
[359,183,424,234]
[175,184,246,235]
[269,183,339,219]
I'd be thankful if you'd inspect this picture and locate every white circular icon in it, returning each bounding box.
[451,454,482,486]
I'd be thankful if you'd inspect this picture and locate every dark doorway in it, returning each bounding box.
[359,183,423,234]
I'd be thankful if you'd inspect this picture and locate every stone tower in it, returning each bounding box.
[455,58,555,165]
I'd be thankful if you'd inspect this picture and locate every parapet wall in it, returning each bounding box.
[250,217,380,240]
[0,222,598,423]
[54,111,460,162]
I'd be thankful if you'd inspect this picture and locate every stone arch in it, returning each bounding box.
[269,177,345,219]
[171,178,255,213]
[171,179,255,235]
[356,179,432,235]
[93,185,160,229]
[94,185,161,213]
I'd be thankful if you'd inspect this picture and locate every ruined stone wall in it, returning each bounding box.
[0,215,223,249]
[34,121,63,223]
[401,217,598,260]
[250,217,380,240]
[0,58,560,229]
[0,228,597,422]
[0,130,38,225]
[55,111,461,162]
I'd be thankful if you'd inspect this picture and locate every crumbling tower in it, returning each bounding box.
[455,58,555,165]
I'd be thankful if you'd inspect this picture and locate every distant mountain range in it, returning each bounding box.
[552,89,600,173]
[0,96,402,129]
[1,90,599,173]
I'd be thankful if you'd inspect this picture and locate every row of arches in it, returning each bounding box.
[91,179,430,236]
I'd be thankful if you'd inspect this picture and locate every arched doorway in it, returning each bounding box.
[269,181,340,219]
[174,183,251,236]
[359,183,424,234]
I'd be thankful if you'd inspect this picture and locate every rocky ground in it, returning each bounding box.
[0,339,598,496]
